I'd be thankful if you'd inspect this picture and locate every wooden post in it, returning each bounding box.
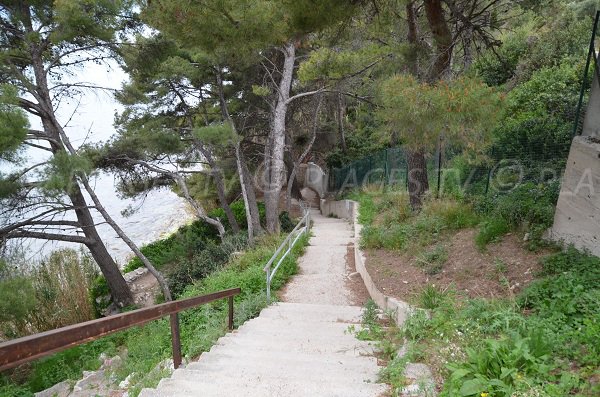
[170,313,182,369]
[228,296,234,330]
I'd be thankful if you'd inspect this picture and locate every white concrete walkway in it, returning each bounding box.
[139,209,388,397]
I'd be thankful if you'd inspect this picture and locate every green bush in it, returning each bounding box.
[475,218,511,249]
[210,200,266,231]
[168,233,248,296]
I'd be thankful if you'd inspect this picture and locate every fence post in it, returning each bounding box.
[384,149,389,187]
[436,135,443,198]
[228,296,234,330]
[169,313,182,369]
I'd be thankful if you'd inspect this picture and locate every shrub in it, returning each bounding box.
[476,218,510,249]
[168,233,248,296]
[423,199,479,230]
[0,249,97,339]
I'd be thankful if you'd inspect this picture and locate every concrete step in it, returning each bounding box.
[210,334,377,356]
[234,317,359,337]
[261,303,364,321]
[195,345,377,368]
[140,376,388,397]
[280,275,352,305]
[189,348,379,370]
[177,359,379,383]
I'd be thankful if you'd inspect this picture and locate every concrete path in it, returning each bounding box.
[139,209,388,397]
[282,209,356,305]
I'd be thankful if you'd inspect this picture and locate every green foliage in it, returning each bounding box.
[278,211,295,233]
[0,275,37,338]
[419,284,451,310]
[473,29,529,86]
[194,123,239,146]
[0,85,28,161]
[443,331,552,397]
[0,250,97,339]
[353,189,478,252]
[168,233,249,296]
[378,75,504,153]
[42,151,93,194]
[474,181,560,249]
[506,61,582,121]
[210,200,266,231]
[475,218,511,250]
[416,245,447,276]
[518,247,600,366]
[52,0,124,42]
[353,299,384,341]
[491,117,572,162]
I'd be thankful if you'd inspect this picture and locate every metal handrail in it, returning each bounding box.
[264,208,311,301]
[0,287,241,372]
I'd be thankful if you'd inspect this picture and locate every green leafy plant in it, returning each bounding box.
[443,331,552,397]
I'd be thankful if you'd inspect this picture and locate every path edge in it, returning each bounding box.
[320,199,412,326]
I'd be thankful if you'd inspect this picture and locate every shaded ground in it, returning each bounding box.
[345,243,371,306]
[365,228,550,304]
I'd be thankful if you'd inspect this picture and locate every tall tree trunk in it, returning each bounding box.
[264,41,296,234]
[424,0,453,80]
[337,93,347,153]
[405,1,431,211]
[235,142,254,241]
[240,150,263,235]
[202,151,240,233]
[406,1,420,76]
[406,149,429,210]
[215,69,258,239]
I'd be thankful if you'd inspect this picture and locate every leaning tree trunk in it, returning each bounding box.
[30,43,133,307]
[55,121,175,302]
[406,149,429,210]
[264,40,296,234]
[68,184,134,306]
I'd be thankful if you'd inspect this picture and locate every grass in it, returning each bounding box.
[351,187,478,255]
[348,184,598,396]
[0,233,309,397]
[367,246,600,397]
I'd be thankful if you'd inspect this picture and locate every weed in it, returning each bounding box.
[416,245,448,275]
[475,218,510,249]
[419,284,451,310]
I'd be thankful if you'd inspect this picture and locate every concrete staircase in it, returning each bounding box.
[140,210,389,397]
[139,303,387,396]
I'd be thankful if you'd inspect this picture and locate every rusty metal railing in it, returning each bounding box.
[0,287,241,372]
